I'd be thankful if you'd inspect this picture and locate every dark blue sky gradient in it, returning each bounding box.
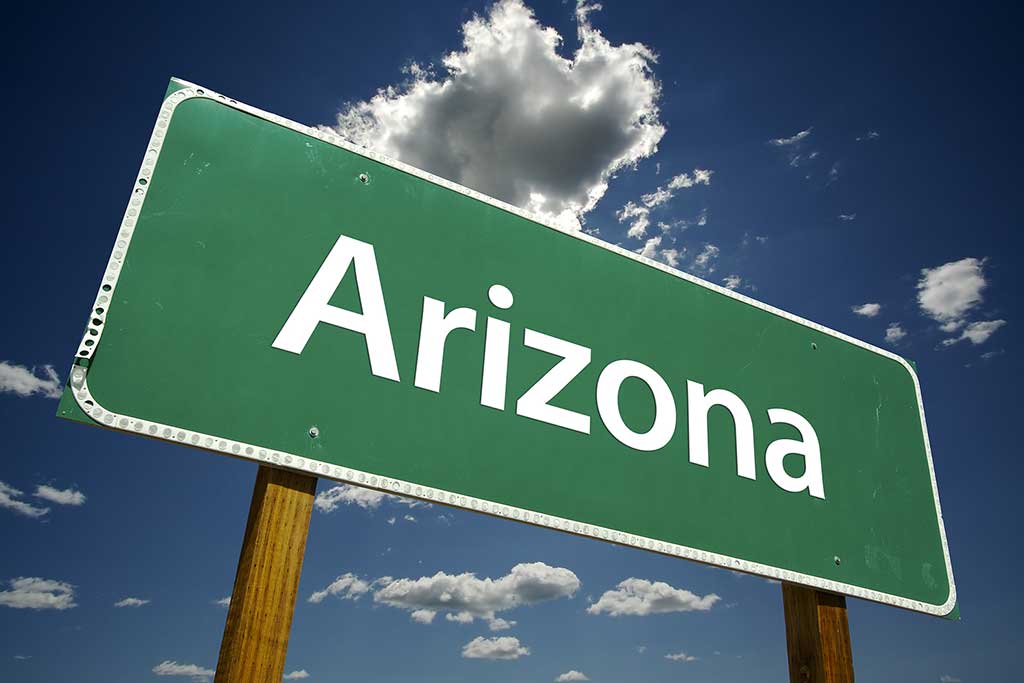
[1,1,1020,681]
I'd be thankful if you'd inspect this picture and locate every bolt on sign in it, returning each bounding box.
[58,78,956,617]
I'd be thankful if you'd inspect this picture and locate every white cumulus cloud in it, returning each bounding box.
[586,578,719,616]
[283,670,310,680]
[33,485,86,506]
[916,257,988,331]
[410,608,436,624]
[446,611,476,624]
[851,302,881,318]
[488,616,516,631]
[114,597,150,608]
[308,573,371,604]
[0,578,76,610]
[462,636,530,660]
[0,361,62,399]
[152,660,214,682]
[0,482,49,518]
[328,0,665,228]
[884,323,907,344]
[556,671,590,681]
[373,562,579,624]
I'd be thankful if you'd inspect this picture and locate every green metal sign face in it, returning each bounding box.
[59,79,955,616]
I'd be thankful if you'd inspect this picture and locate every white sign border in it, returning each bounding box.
[67,78,956,617]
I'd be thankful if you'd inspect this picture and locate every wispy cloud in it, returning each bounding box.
[767,127,835,179]
[33,485,85,506]
[113,597,150,608]
[587,578,720,616]
[636,235,681,268]
[283,671,310,680]
[618,201,651,239]
[768,127,812,146]
[1,481,87,518]
[213,596,230,607]
[640,169,712,208]
[692,244,720,274]
[0,361,62,399]
[838,213,857,221]
[555,671,590,681]
[307,573,372,604]
[152,660,214,682]
[0,482,49,518]
[941,320,1006,346]
[856,130,880,141]
[665,652,699,662]
[313,484,424,514]
[0,577,76,610]
[619,169,712,239]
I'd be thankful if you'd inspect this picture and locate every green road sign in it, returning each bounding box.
[59,78,955,617]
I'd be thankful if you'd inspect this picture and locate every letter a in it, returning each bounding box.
[272,234,401,382]
[765,408,825,499]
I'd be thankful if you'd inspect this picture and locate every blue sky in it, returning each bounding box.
[1,0,1020,681]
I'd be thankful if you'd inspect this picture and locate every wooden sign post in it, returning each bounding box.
[782,583,855,682]
[213,471,859,683]
[214,466,318,683]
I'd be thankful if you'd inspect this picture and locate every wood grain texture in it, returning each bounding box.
[214,465,317,683]
[782,583,855,683]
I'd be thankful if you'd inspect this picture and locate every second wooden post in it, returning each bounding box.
[782,583,855,682]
